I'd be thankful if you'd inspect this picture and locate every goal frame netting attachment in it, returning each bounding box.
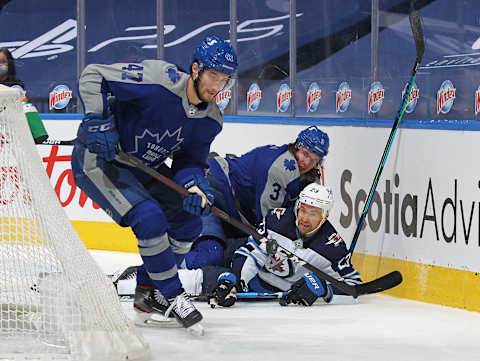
[0,85,149,361]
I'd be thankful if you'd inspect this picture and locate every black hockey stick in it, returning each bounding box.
[35,137,77,145]
[117,150,402,298]
[348,10,425,254]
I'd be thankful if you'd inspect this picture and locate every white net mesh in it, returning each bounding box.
[0,85,149,361]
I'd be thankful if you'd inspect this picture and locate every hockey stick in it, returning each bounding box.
[35,137,77,145]
[109,265,287,301]
[116,292,287,302]
[348,10,425,254]
[117,150,402,298]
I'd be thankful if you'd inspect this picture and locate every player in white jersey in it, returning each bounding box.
[71,36,238,334]
[176,183,362,307]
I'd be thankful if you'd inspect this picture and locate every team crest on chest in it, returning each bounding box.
[131,128,184,164]
[266,254,290,277]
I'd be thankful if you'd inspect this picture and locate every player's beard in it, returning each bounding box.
[194,74,217,103]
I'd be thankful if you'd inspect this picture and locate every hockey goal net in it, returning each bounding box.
[0,85,149,361]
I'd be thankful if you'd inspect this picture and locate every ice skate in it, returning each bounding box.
[133,285,178,328]
[165,292,204,336]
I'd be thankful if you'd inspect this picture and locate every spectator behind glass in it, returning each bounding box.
[0,47,25,90]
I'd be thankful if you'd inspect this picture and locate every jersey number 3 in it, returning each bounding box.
[269,182,281,201]
[122,64,143,82]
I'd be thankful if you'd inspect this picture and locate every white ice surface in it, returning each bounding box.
[90,250,480,361]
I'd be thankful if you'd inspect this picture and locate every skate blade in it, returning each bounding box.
[134,312,180,328]
[186,322,204,337]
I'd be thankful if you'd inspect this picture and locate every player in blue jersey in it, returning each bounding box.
[71,35,238,334]
[184,125,330,269]
[168,183,362,307]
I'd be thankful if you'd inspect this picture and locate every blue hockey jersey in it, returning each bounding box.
[78,60,223,183]
[232,206,361,303]
[208,144,303,225]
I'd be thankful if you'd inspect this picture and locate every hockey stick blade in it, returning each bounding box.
[354,270,402,296]
[409,10,425,64]
[37,138,77,145]
[348,10,425,254]
[117,150,403,298]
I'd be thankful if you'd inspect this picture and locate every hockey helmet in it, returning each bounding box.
[295,126,329,161]
[295,183,333,235]
[192,36,238,76]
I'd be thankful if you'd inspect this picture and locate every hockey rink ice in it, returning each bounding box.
[90,250,480,361]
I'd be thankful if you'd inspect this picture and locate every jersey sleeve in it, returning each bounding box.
[257,150,301,220]
[78,60,186,115]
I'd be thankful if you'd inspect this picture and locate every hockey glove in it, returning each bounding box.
[212,272,237,307]
[280,272,328,306]
[181,175,214,216]
[80,113,119,162]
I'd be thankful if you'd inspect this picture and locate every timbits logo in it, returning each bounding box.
[368,81,385,114]
[402,82,420,114]
[247,83,262,111]
[436,80,456,114]
[475,86,480,116]
[214,89,231,112]
[306,82,321,112]
[336,82,351,113]
[49,85,72,110]
[276,83,292,112]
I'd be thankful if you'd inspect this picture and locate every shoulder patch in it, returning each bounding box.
[271,207,286,220]
[283,158,296,171]
[326,233,344,247]
[167,67,181,84]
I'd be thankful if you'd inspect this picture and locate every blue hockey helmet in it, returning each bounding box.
[295,126,329,160]
[192,36,238,76]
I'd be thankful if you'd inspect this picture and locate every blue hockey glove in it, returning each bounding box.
[280,272,328,306]
[181,175,214,216]
[211,272,237,307]
[80,113,119,162]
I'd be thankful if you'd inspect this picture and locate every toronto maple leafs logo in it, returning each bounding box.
[167,67,181,84]
[130,128,184,165]
[284,158,296,171]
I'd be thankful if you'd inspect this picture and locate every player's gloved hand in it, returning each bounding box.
[181,175,214,216]
[280,272,328,306]
[211,272,237,307]
[80,113,119,162]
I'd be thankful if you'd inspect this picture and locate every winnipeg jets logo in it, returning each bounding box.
[130,128,184,164]
[326,233,343,247]
[271,208,286,220]
[267,255,289,277]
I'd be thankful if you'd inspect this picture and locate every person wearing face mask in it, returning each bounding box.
[0,47,48,143]
[184,126,330,270]
[0,48,24,90]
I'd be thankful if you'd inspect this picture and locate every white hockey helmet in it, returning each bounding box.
[295,183,333,235]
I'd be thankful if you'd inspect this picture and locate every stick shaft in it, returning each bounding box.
[348,11,424,254]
